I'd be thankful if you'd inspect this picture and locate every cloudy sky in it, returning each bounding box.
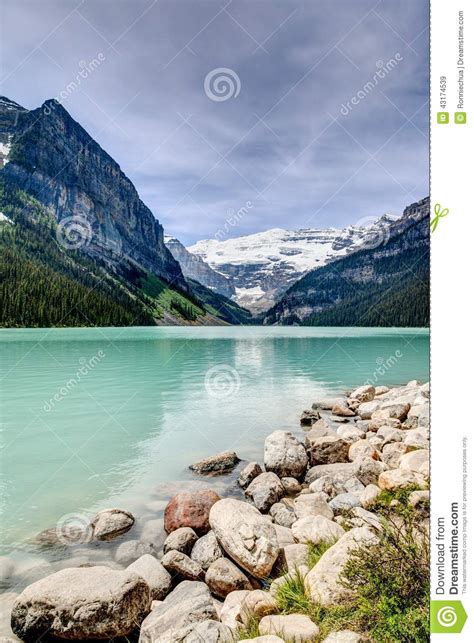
[1,0,429,245]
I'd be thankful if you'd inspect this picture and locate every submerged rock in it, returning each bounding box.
[238,462,263,488]
[189,451,240,475]
[11,566,150,641]
[91,508,135,541]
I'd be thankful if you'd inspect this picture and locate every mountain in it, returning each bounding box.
[164,235,235,299]
[263,197,429,326]
[0,96,185,288]
[0,96,250,327]
[187,217,399,313]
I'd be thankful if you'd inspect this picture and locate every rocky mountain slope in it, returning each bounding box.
[0,96,251,327]
[263,197,429,326]
[0,96,186,289]
[188,217,399,313]
[165,236,235,299]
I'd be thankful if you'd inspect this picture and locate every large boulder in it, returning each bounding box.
[164,490,221,535]
[139,581,217,643]
[91,508,135,541]
[205,558,252,598]
[11,566,150,642]
[306,436,350,466]
[259,614,319,642]
[128,554,172,600]
[189,451,240,476]
[191,530,223,570]
[264,431,308,479]
[305,527,378,606]
[209,499,279,579]
[245,472,285,513]
[378,469,428,491]
[292,515,344,546]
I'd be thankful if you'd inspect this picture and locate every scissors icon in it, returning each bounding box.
[430,203,449,233]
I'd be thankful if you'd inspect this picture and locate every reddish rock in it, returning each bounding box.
[164,490,221,535]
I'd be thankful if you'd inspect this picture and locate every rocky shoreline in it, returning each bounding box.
[2,380,429,642]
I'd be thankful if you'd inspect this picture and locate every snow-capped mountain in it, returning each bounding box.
[164,235,235,299]
[187,216,399,312]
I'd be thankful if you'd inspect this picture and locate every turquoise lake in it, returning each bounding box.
[0,326,429,555]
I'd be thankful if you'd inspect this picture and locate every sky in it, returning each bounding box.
[1,0,429,245]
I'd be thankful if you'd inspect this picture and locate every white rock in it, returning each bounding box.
[360,484,381,509]
[139,581,217,642]
[91,508,135,541]
[292,515,344,546]
[128,554,172,600]
[264,431,308,479]
[259,614,319,642]
[12,566,150,641]
[190,530,223,570]
[305,527,378,606]
[246,472,285,513]
[378,469,427,491]
[209,499,279,578]
[294,494,334,520]
[399,449,429,478]
[219,589,251,629]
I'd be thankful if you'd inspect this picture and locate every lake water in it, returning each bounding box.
[0,326,428,572]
